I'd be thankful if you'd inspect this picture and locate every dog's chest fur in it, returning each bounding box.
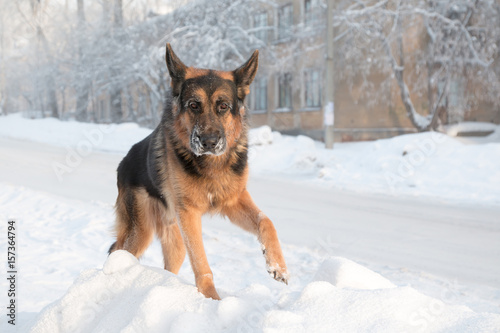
[151,127,248,212]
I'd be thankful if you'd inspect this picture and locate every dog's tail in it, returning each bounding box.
[108,241,117,255]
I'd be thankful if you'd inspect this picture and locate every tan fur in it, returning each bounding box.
[216,71,234,81]
[211,87,233,103]
[185,67,210,80]
[237,86,250,99]
[115,188,158,257]
[191,88,209,104]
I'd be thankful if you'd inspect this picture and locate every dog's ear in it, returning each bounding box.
[165,43,187,96]
[233,50,259,100]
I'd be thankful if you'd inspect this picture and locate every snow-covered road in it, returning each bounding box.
[1,137,499,309]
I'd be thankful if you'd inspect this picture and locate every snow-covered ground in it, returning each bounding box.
[1,114,500,332]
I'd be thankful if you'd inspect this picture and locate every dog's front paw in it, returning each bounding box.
[196,275,221,300]
[267,264,289,285]
[261,244,288,285]
[199,285,221,300]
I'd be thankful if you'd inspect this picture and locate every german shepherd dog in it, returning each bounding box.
[109,44,288,300]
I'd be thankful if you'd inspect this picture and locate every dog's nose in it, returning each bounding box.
[199,134,219,150]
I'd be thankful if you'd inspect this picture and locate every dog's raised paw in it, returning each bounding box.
[267,265,289,285]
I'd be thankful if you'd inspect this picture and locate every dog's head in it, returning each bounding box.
[165,43,258,156]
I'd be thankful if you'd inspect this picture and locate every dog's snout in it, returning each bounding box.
[191,129,225,155]
[199,134,220,150]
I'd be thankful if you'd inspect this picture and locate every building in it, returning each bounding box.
[245,0,500,142]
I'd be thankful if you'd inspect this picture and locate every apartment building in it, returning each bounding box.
[246,0,500,142]
[247,0,332,140]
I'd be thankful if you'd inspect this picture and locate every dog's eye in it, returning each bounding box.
[219,103,229,112]
[189,102,199,110]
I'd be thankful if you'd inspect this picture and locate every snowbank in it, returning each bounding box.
[313,257,396,289]
[444,122,498,137]
[0,113,150,154]
[248,125,500,205]
[28,251,500,333]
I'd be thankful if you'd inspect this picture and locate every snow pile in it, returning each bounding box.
[28,251,500,333]
[249,126,500,205]
[444,122,498,137]
[313,257,396,289]
[248,124,273,146]
[0,113,150,154]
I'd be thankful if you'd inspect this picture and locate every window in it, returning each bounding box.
[304,0,321,26]
[304,69,322,108]
[251,76,267,112]
[278,73,292,109]
[278,4,293,40]
[253,12,268,43]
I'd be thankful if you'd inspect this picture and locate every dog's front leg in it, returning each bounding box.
[177,208,220,300]
[224,190,289,284]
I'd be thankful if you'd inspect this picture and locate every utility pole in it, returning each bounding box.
[324,0,335,149]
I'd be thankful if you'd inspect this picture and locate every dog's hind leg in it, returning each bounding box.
[111,188,154,258]
[158,220,186,274]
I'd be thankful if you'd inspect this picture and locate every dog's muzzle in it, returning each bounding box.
[190,129,226,156]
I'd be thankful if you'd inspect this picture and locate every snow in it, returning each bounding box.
[0,113,150,155]
[27,251,500,333]
[1,114,500,332]
[312,257,396,290]
[444,122,498,137]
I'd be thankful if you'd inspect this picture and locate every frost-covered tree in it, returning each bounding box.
[164,0,273,70]
[6,0,61,118]
[1,0,274,125]
[333,0,500,131]
[75,0,89,122]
